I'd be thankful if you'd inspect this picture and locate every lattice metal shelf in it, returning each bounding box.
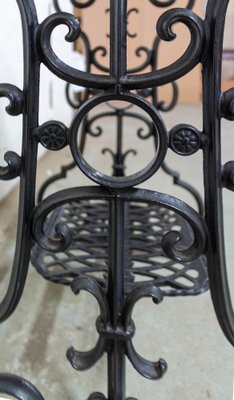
[31,199,209,297]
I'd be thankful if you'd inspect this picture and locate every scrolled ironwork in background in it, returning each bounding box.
[149,0,195,9]
[54,0,96,12]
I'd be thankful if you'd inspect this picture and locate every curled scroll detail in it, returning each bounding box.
[53,0,96,12]
[149,0,195,9]
[0,84,23,180]
[0,83,23,116]
[123,8,208,89]
[38,13,115,89]
[0,152,21,181]
[67,275,167,380]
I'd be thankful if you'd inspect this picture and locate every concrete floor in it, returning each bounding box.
[0,104,233,399]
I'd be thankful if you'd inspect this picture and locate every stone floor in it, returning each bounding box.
[0,104,233,400]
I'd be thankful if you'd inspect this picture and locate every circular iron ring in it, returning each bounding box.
[69,92,168,188]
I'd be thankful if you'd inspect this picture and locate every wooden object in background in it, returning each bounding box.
[81,0,202,104]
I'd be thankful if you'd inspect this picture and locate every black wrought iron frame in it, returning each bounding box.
[0,0,234,399]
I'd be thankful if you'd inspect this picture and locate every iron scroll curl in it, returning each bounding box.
[122,8,208,90]
[67,276,108,371]
[31,186,208,264]
[37,8,207,92]
[0,0,40,323]
[149,0,195,9]
[54,0,96,12]
[81,109,153,142]
[37,12,115,90]
[0,84,23,180]
[0,1,233,400]
[67,277,167,380]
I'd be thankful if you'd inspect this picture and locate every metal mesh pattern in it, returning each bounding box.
[31,200,209,296]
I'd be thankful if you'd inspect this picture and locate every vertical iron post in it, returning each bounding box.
[107,196,126,400]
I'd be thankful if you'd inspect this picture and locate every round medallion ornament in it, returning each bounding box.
[169,124,201,156]
[35,121,68,151]
[220,88,234,121]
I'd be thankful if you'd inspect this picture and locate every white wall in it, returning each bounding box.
[0,0,84,201]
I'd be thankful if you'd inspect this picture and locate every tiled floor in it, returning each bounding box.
[0,104,233,400]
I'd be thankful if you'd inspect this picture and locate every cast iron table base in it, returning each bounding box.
[0,0,234,399]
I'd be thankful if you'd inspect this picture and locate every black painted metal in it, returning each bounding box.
[31,196,208,295]
[0,0,234,399]
[37,2,200,204]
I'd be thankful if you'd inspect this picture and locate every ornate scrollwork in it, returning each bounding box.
[100,8,153,75]
[91,46,109,73]
[127,8,139,38]
[149,0,195,9]
[0,0,41,325]
[35,121,68,151]
[94,6,147,74]
[1,3,233,400]
[65,31,91,108]
[86,113,107,137]
[67,276,108,371]
[38,13,114,89]
[127,47,153,75]
[32,192,74,252]
[67,276,167,381]
[132,113,154,139]
[123,8,207,90]
[54,0,96,12]
[0,83,24,116]
[71,108,155,177]
[157,82,178,111]
[0,151,21,181]
[0,84,23,180]
[30,177,208,400]
[125,188,208,263]
[32,184,208,269]
[32,187,110,254]
[162,223,204,263]
[169,124,201,155]
[106,7,139,39]
[102,148,137,176]
[100,11,152,75]
[123,284,166,380]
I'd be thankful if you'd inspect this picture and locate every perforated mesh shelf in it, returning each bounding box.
[31,199,209,297]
